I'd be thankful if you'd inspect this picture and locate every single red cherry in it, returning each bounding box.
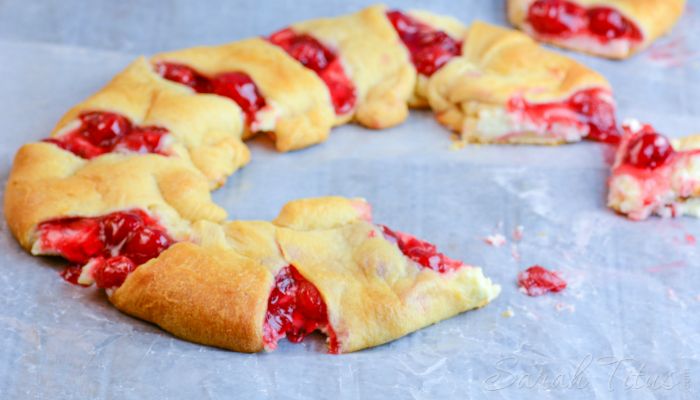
[518,265,567,296]
[296,281,327,321]
[528,0,587,36]
[588,8,628,39]
[101,212,142,248]
[81,112,130,147]
[625,132,675,169]
[569,90,621,144]
[211,72,266,122]
[287,38,330,73]
[121,227,172,265]
[93,256,136,289]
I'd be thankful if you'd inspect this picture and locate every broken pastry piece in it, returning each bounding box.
[507,0,686,59]
[608,120,700,220]
[109,197,501,354]
[427,21,620,145]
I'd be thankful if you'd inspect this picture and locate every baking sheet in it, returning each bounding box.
[1,1,700,398]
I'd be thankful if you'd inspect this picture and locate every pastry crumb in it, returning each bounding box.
[502,307,515,317]
[485,234,506,247]
[513,225,524,241]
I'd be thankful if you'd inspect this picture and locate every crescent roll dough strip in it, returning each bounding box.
[288,5,415,129]
[4,142,225,251]
[405,10,469,108]
[507,0,686,59]
[109,197,500,354]
[151,38,335,153]
[50,57,250,189]
[427,21,612,145]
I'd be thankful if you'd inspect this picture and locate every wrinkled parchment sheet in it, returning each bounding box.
[1,1,700,399]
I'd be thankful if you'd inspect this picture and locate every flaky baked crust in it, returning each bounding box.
[51,57,250,189]
[4,142,225,251]
[152,38,336,152]
[290,5,415,129]
[110,198,500,353]
[507,0,686,59]
[427,21,611,144]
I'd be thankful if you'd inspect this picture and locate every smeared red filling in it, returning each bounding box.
[263,265,339,353]
[386,10,462,77]
[268,28,357,116]
[43,112,169,159]
[506,88,621,144]
[38,210,174,289]
[527,0,643,44]
[155,62,266,126]
[381,225,465,273]
[518,265,567,296]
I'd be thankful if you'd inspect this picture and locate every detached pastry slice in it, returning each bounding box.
[46,57,250,189]
[507,0,686,59]
[151,38,335,152]
[427,21,619,145]
[608,120,700,220]
[4,142,225,288]
[109,197,501,354]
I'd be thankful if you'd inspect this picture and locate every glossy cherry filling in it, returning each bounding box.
[43,112,169,159]
[263,265,339,353]
[155,62,266,126]
[268,28,357,115]
[38,210,174,289]
[386,10,462,77]
[381,225,465,273]
[506,88,620,144]
[527,0,643,43]
[518,265,567,296]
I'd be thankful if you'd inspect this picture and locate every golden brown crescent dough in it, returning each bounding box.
[427,21,611,145]
[151,38,336,153]
[4,142,225,250]
[50,56,250,189]
[110,198,500,353]
[507,0,686,59]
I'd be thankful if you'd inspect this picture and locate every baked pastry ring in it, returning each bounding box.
[109,197,501,353]
[608,120,700,220]
[427,21,619,145]
[507,0,686,59]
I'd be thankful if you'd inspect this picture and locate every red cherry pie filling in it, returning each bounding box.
[526,0,643,56]
[608,121,700,220]
[381,225,467,273]
[386,10,462,77]
[506,88,621,144]
[518,265,567,296]
[263,265,339,353]
[268,29,357,116]
[155,62,268,130]
[43,112,170,159]
[36,210,174,290]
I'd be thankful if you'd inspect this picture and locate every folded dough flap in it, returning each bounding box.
[290,4,415,129]
[276,221,500,353]
[4,142,225,250]
[151,38,335,152]
[47,56,249,189]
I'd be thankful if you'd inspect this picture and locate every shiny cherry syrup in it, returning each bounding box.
[39,210,174,289]
[386,10,462,77]
[44,112,169,159]
[268,28,357,115]
[263,265,339,353]
[518,265,567,296]
[528,0,642,42]
[507,88,621,144]
[381,225,465,273]
[155,62,266,126]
